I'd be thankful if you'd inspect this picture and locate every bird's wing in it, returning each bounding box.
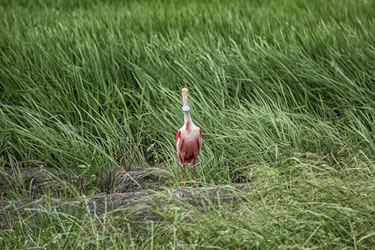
[176,130,183,155]
[176,130,185,165]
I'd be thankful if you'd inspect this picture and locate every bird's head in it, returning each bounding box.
[181,88,191,112]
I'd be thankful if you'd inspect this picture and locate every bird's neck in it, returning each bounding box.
[184,111,194,131]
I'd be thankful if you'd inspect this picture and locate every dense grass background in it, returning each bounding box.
[1,0,375,248]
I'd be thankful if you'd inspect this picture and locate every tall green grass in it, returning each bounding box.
[1,0,375,248]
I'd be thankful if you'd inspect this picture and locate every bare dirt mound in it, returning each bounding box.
[0,166,251,229]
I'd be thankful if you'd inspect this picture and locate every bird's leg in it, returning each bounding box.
[193,167,197,180]
[183,165,187,187]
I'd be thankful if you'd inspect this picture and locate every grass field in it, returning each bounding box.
[1,0,375,248]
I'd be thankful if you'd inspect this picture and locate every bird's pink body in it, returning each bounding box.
[176,122,202,166]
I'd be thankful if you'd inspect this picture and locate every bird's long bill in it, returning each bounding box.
[181,88,190,112]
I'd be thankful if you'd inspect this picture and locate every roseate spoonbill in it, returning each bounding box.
[176,88,202,186]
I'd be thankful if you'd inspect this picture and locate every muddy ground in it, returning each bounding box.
[0,166,251,229]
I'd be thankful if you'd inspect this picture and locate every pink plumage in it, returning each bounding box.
[176,127,202,166]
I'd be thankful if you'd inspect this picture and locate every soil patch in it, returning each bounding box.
[0,166,251,229]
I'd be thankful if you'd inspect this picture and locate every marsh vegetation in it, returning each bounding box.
[1,0,375,248]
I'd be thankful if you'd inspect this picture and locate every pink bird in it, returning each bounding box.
[176,88,202,186]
